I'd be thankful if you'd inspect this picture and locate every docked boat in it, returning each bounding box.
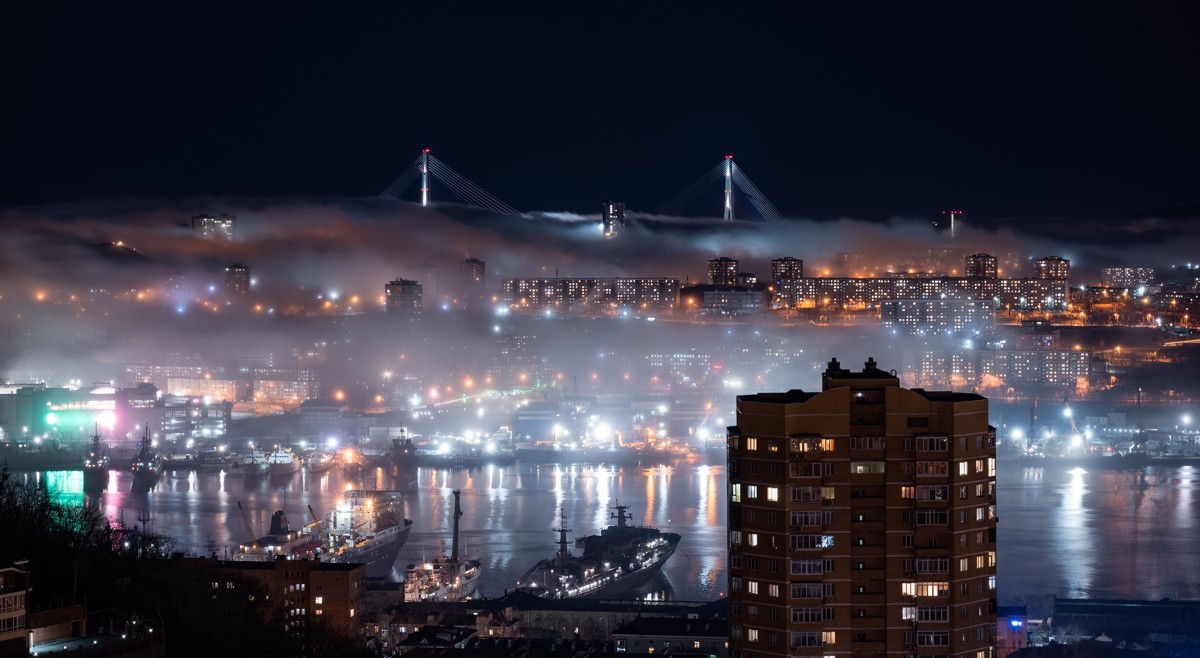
[306,451,339,474]
[390,429,418,471]
[1016,451,1153,470]
[516,503,681,599]
[194,449,230,472]
[233,493,413,580]
[162,453,198,470]
[82,426,109,492]
[404,490,481,603]
[240,450,269,477]
[324,489,414,579]
[515,442,646,465]
[129,427,164,491]
[267,446,302,477]
[232,506,324,563]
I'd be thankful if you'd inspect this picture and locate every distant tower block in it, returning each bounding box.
[708,256,739,286]
[460,258,486,309]
[771,257,804,309]
[385,278,423,320]
[965,253,998,279]
[192,214,236,240]
[225,263,250,295]
[1034,256,1070,281]
[602,201,625,239]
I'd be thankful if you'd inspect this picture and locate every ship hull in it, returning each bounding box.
[242,463,269,477]
[130,469,162,492]
[518,531,681,600]
[269,462,300,477]
[83,467,108,492]
[584,546,675,598]
[330,521,412,579]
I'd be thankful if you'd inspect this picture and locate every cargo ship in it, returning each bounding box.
[324,489,413,579]
[403,490,481,602]
[516,503,680,599]
[232,491,413,580]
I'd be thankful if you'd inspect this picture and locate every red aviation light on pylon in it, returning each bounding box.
[423,148,431,153]
[725,154,734,159]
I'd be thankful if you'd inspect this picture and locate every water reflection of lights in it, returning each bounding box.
[1176,465,1193,526]
[1057,466,1093,596]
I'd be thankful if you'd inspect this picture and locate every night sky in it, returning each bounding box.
[2,4,1198,224]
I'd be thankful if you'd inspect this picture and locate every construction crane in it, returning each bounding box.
[237,501,257,548]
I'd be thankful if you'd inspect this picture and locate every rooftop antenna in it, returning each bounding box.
[942,210,964,241]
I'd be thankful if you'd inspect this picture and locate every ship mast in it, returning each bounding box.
[554,510,572,566]
[451,489,462,562]
[611,502,631,528]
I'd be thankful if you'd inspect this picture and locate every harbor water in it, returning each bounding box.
[16,455,1200,614]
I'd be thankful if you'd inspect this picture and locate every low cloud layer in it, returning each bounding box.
[2,198,1193,301]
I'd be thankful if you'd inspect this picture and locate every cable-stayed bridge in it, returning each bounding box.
[378,150,783,221]
[378,149,519,216]
[654,155,782,222]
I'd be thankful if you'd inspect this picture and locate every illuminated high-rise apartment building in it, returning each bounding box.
[771,257,804,309]
[1100,267,1155,288]
[1034,256,1070,281]
[384,278,423,319]
[191,214,236,240]
[964,254,998,280]
[709,257,740,286]
[727,357,996,658]
[460,257,486,309]
[602,201,626,239]
[225,263,250,295]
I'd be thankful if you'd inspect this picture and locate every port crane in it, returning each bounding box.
[237,501,258,549]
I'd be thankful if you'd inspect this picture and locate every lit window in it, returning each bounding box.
[747,485,759,499]
[746,437,758,451]
[314,596,323,605]
[767,487,779,502]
